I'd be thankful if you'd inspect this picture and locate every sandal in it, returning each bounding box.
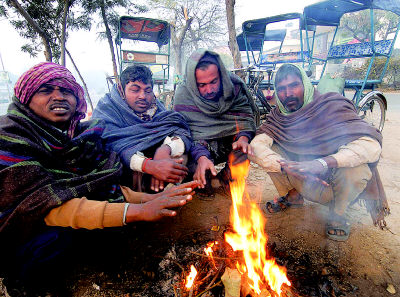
[265,193,304,214]
[325,212,351,242]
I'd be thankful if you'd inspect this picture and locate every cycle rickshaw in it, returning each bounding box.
[114,16,173,106]
[302,0,400,131]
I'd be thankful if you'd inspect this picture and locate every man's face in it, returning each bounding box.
[29,84,77,128]
[276,74,305,112]
[124,80,154,113]
[195,64,221,100]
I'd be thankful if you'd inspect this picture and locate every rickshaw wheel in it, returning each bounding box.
[357,94,386,132]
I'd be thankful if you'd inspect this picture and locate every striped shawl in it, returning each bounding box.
[0,98,123,243]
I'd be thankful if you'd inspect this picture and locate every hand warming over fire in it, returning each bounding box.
[194,156,217,188]
[278,160,330,187]
[232,135,252,155]
[125,181,200,222]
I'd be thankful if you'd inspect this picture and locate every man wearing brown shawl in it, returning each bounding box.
[249,64,388,241]
[174,49,257,195]
[0,62,198,289]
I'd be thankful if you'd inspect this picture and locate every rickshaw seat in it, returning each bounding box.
[260,51,309,66]
[327,39,393,59]
[344,79,381,89]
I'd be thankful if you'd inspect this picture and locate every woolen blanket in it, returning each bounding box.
[258,90,388,227]
[173,49,257,141]
[92,85,192,168]
[0,98,123,243]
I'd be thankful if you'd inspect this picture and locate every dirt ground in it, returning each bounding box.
[1,111,400,297]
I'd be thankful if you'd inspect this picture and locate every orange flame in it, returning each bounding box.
[185,265,198,290]
[204,241,218,269]
[224,156,291,296]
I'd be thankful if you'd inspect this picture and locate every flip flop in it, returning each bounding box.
[325,212,351,242]
[265,194,304,214]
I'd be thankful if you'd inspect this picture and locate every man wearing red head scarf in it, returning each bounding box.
[0,62,198,291]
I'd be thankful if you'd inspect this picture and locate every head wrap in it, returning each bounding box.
[14,62,87,137]
[274,63,314,115]
[198,52,219,67]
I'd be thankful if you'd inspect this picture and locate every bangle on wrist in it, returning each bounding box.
[315,158,328,172]
[142,158,152,173]
[123,203,129,225]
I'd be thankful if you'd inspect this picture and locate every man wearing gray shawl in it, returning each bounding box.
[250,64,388,241]
[174,49,257,195]
[93,65,192,192]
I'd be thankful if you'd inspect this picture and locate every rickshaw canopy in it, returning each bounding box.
[303,0,400,27]
[237,29,287,52]
[118,16,170,48]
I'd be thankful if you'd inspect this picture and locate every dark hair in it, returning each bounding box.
[275,64,303,86]
[120,65,153,90]
[195,60,217,71]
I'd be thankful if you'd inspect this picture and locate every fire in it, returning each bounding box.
[185,265,198,290]
[224,156,291,296]
[204,241,218,269]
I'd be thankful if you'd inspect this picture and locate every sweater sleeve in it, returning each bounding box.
[44,198,125,229]
[190,142,212,161]
[249,133,282,172]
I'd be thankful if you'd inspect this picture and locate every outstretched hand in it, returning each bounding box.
[125,181,201,222]
[279,160,329,187]
[194,156,217,188]
[232,136,252,155]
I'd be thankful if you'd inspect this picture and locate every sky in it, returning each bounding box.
[0,0,320,79]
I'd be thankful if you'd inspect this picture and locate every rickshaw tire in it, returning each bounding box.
[357,94,386,132]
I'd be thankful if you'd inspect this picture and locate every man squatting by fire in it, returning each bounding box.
[0,62,199,287]
[249,63,389,241]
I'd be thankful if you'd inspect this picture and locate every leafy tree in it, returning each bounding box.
[2,0,90,62]
[342,52,400,89]
[340,10,399,43]
[80,0,147,80]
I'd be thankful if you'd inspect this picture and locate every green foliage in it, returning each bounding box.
[3,0,147,63]
[342,53,400,89]
[3,0,93,62]
[340,10,400,43]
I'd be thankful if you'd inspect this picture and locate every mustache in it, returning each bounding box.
[282,96,300,105]
[136,99,150,105]
[203,92,218,98]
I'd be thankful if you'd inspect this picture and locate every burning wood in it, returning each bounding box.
[180,155,292,297]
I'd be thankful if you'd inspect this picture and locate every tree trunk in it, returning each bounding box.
[170,11,193,75]
[99,0,119,83]
[60,0,70,66]
[9,0,53,61]
[225,0,244,79]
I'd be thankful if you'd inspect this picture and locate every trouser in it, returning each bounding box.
[1,227,74,287]
[268,144,372,216]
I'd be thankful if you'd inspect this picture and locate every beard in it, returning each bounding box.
[283,97,302,112]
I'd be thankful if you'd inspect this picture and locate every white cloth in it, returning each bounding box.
[129,136,185,172]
